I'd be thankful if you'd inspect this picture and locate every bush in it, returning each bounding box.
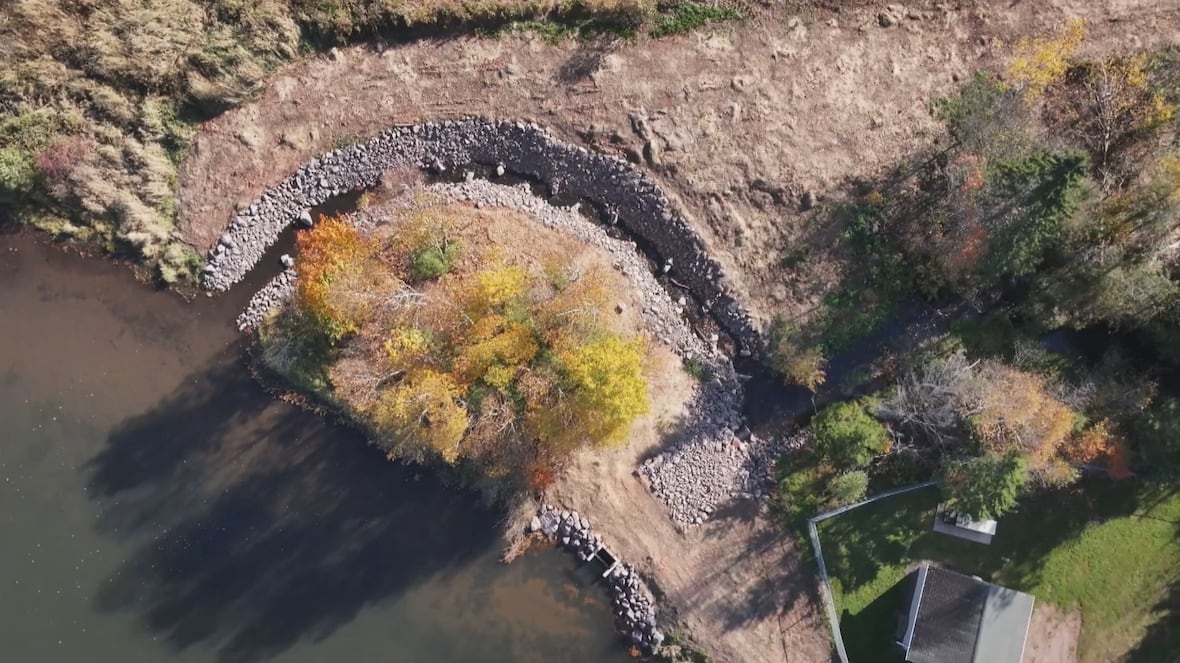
[941,452,1028,520]
[811,400,891,468]
[409,243,458,281]
[0,148,36,202]
[826,470,869,508]
[768,317,827,391]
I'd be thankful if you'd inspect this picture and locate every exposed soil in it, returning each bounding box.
[1025,602,1082,663]
[549,346,833,663]
[178,0,1180,330]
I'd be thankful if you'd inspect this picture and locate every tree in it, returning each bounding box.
[370,369,468,463]
[965,361,1077,466]
[941,452,1028,521]
[1052,55,1175,182]
[1007,18,1087,98]
[558,334,650,446]
[768,319,827,391]
[826,470,869,508]
[811,401,891,468]
[1065,419,1132,479]
[1130,397,1180,480]
[878,352,977,450]
[294,214,383,342]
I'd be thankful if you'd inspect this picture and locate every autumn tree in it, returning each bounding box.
[293,214,386,343]
[1050,54,1175,183]
[942,452,1028,520]
[371,369,468,462]
[1008,18,1087,98]
[271,202,653,492]
[1065,419,1132,479]
[965,361,1076,466]
[768,319,827,391]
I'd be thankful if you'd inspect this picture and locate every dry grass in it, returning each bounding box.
[0,0,695,282]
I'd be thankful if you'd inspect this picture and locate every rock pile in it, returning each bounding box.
[201,118,759,354]
[529,505,664,652]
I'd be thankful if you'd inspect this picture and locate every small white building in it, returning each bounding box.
[933,504,998,544]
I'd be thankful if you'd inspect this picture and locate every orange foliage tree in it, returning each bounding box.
[294,214,384,342]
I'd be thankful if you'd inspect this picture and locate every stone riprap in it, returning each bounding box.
[201,118,759,354]
[529,505,664,652]
[237,269,296,331]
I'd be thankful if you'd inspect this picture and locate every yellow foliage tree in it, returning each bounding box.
[1055,53,1176,177]
[558,334,650,446]
[371,369,468,462]
[474,263,529,309]
[1008,18,1087,97]
[452,316,539,388]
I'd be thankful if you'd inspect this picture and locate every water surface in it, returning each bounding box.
[0,234,629,663]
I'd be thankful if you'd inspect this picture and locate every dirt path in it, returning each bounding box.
[1025,602,1081,663]
[178,0,1180,328]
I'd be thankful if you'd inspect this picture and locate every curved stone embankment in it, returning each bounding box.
[217,122,784,528]
[528,505,663,652]
[201,117,759,354]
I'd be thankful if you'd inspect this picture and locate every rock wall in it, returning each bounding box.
[201,118,759,354]
[529,505,664,652]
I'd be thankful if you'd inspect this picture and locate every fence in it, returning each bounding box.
[806,480,938,663]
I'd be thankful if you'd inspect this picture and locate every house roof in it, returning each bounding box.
[903,565,1035,663]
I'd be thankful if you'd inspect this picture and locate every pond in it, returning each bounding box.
[0,233,631,663]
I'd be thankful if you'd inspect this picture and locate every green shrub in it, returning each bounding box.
[768,317,827,390]
[811,400,891,468]
[409,243,459,281]
[941,452,1028,520]
[682,355,713,382]
[826,470,869,507]
[0,148,36,202]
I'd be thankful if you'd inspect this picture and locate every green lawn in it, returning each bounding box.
[815,480,1180,663]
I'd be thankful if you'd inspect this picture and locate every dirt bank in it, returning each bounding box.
[178,0,1180,329]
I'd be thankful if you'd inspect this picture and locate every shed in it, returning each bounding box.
[933,503,998,544]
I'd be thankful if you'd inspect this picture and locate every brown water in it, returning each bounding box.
[0,234,630,663]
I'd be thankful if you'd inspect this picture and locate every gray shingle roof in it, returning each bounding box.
[904,566,1035,663]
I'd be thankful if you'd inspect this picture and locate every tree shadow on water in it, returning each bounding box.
[86,346,503,663]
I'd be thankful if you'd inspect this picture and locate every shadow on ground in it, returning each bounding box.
[86,346,502,663]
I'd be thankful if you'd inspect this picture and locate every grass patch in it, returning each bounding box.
[816,481,1180,663]
[681,355,713,382]
[650,2,745,38]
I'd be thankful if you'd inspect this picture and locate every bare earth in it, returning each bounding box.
[549,359,834,662]
[174,2,1179,661]
[178,0,1180,329]
[1025,602,1082,663]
